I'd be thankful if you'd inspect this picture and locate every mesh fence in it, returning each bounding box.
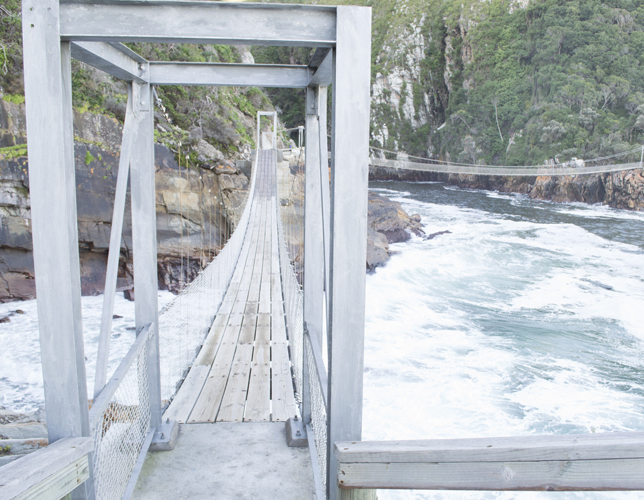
[276,155,305,403]
[305,333,328,491]
[158,158,257,406]
[91,342,150,500]
[277,150,330,494]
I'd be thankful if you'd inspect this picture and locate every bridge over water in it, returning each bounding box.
[4,1,644,500]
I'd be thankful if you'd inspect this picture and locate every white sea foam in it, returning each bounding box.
[364,185,644,500]
[0,291,175,412]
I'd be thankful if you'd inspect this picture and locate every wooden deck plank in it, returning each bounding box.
[163,365,210,424]
[244,341,271,422]
[238,313,258,344]
[177,151,299,427]
[194,314,228,366]
[188,340,239,423]
[216,344,255,422]
[271,341,297,422]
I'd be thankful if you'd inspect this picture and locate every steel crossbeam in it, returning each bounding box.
[60,0,337,46]
[149,62,312,88]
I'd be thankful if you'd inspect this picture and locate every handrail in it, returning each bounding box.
[369,157,644,177]
[334,432,644,492]
[89,323,153,427]
[0,437,93,499]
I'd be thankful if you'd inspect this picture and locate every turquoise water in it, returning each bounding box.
[363,182,644,500]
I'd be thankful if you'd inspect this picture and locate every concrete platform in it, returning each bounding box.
[132,423,315,500]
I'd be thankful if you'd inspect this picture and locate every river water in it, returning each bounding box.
[363,181,644,500]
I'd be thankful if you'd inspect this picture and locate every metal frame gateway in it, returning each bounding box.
[20,1,371,499]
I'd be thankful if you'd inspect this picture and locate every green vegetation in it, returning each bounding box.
[0,143,27,160]
[370,0,644,164]
[0,1,22,96]
[84,150,96,166]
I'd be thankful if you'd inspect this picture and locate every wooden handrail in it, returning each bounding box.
[334,432,644,492]
[0,437,93,500]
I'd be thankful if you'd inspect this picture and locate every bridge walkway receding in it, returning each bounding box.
[163,150,298,424]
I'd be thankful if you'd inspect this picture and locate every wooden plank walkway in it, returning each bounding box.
[164,150,298,424]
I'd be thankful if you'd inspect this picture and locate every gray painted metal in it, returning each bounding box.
[107,42,147,63]
[128,81,163,432]
[370,157,644,177]
[308,48,332,69]
[309,51,333,87]
[317,86,331,309]
[304,87,324,350]
[89,324,152,427]
[122,430,155,500]
[327,7,372,500]
[149,62,312,88]
[70,41,147,82]
[0,437,93,499]
[59,1,337,47]
[93,86,134,400]
[307,424,327,500]
[22,8,92,499]
[286,417,308,448]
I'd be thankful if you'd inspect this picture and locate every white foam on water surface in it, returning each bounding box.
[364,185,644,500]
[0,291,175,413]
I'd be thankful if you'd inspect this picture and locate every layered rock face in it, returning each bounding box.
[370,166,644,211]
[0,100,249,301]
[367,191,424,270]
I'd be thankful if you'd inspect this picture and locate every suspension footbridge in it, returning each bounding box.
[5,1,644,500]
[368,146,644,176]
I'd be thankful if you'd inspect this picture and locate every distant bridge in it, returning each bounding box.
[368,146,644,176]
[8,2,644,500]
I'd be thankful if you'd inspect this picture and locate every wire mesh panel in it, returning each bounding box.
[276,156,305,402]
[158,158,257,406]
[91,343,150,500]
[305,333,328,491]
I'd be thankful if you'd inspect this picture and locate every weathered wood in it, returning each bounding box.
[327,7,372,500]
[239,314,258,344]
[194,315,229,365]
[162,365,210,424]
[217,344,254,422]
[0,437,92,499]
[339,490,377,500]
[188,340,239,423]
[337,459,644,491]
[13,456,89,500]
[271,342,297,422]
[334,432,644,464]
[244,342,271,422]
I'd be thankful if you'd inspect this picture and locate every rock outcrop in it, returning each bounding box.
[366,191,424,270]
[0,99,250,301]
[370,165,644,211]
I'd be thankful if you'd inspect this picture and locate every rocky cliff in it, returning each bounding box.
[0,98,254,302]
[370,165,644,211]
